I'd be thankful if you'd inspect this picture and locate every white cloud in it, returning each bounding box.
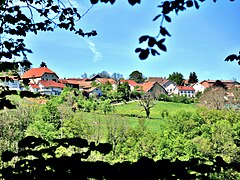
[87,40,103,63]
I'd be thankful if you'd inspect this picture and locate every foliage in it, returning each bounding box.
[111,72,123,82]
[117,82,131,101]
[129,70,145,83]
[39,62,47,67]
[158,94,195,104]
[225,51,240,65]
[188,72,198,83]
[199,87,226,110]
[1,135,239,179]
[168,72,184,85]
[99,99,115,114]
[25,119,59,141]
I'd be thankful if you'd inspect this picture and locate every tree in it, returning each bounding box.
[168,72,184,85]
[199,87,226,110]
[81,73,88,79]
[40,62,47,67]
[112,72,123,82]
[129,70,145,83]
[188,72,198,84]
[117,82,131,101]
[98,70,111,78]
[139,93,156,118]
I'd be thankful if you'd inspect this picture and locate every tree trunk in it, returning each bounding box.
[146,109,150,118]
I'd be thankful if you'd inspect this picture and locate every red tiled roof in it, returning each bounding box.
[78,81,92,88]
[39,80,65,88]
[177,86,195,91]
[138,82,156,92]
[120,79,138,87]
[29,83,40,89]
[96,78,116,85]
[21,67,56,79]
[59,79,80,85]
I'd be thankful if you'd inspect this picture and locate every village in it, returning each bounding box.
[0,65,239,99]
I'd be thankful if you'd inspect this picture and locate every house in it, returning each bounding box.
[161,80,177,95]
[59,79,80,89]
[83,87,102,97]
[29,83,40,93]
[95,78,117,91]
[21,67,59,83]
[192,82,206,93]
[0,76,21,91]
[78,81,93,91]
[174,86,195,97]
[120,79,139,91]
[146,77,177,95]
[37,80,65,95]
[138,81,168,99]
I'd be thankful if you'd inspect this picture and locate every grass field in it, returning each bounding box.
[75,101,196,134]
[114,101,197,119]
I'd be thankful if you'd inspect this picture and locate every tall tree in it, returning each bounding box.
[81,73,88,78]
[112,72,123,82]
[98,70,111,78]
[40,62,47,68]
[188,72,198,83]
[168,72,184,85]
[117,82,130,101]
[129,70,145,83]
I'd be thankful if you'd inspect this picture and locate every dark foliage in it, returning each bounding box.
[1,136,239,179]
[225,51,240,65]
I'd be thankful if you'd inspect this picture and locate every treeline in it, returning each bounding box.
[0,87,239,178]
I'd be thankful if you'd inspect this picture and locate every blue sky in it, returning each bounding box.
[24,0,240,81]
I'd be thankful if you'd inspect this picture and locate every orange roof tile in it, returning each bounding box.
[39,80,65,88]
[21,67,57,79]
[96,78,116,85]
[78,81,92,88]
[29,83,40,89]
[120,79,138,86]
[177,86,195,91]
[138,82,156,92]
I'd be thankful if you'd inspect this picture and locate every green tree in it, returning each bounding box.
[129,70,145,83]
[99,99,114,114]
[117,82,131,101]
[188,72,198,84]
[168,72,184,85]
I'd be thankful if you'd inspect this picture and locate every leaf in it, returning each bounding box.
[128,0,141,6]
[90,0,99,4]
[135,48,142,53]
[194,0,200,9]
[164,15,171,22]
[225,54,238,62]
[153,14,161,21]
[139,35,149,43]
[151,49,160,56]
[160,27,171,37]
[139,48,149,60]
[157,43,167,52]
[186,0,193,7]
[158,38,165,44]
[148,37,156,47]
